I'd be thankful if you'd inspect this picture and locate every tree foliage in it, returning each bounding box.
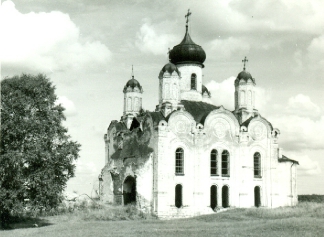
[0,74,80,226]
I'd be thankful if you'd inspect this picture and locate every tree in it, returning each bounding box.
[0,74,80,227]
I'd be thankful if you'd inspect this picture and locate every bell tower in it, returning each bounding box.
[123,66,143,128]
[168,9,206,102]
[234,57,257,123]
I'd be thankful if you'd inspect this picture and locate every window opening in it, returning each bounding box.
[210,185,218,210]
[254,186,261,207]
[254,152,261,178]
[175,184,182,208]
[210,149,218,176]
[175,148,184,174]
[221,150,230,176]
[191,73,197,90]
[222,185,229,208]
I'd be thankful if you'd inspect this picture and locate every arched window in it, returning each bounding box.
[191,73,197,90]
[175,184,182,208]
[247,90,252,105]
[254,186,261,207]
[210,185,218,210]
[240,90,245,104]
[221,150,230,176]
[134,97,139,111]
[165,83,169,99]
[210,149,218,176]
[222,185,229,208]
[175,148,184,175]
[254,152,261,178]
[127,97,132,111]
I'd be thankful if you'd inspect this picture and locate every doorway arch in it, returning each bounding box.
[123,176,136,205]
[254,186,261,207]
[222,185,229,208]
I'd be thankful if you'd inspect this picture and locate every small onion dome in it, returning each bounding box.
[202,85,211,97]
[235,70,255,85]
[123,76,143,93]
[169,27,206,66]
[158,62,181,79]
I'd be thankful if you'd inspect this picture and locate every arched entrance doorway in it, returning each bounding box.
[123,176,136,205]
[222,185,229,208]
[210,185,217,210]
[254,186,261,207]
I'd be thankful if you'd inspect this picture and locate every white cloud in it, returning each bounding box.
[228,0,324,34]
[209,37,250,60]
[205,76,270,111]
[0,1,111,74]
[283,151,322,176]
[56,96,77,117]
[135,20,177,55]
[270,115,324,151]
[286,94,321,118]
[307,34,324,73]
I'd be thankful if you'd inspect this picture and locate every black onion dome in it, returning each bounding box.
[169,27,206,66]
[123,76,143,93]
[202,85,211,97]
[159,62,181,78]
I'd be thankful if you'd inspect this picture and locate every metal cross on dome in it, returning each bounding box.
[185,9,192,26]
[242,56,248,71]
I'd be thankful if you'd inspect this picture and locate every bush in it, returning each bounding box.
[298,195,324,203]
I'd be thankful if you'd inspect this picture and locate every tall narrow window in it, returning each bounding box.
[247,90,252,105]
[221,150,230,176]
[210,185,218,210]
[127,97,132,111]
[254,152,261,178]
[240,90,245,104]
[254,186,261,207]
[210,149,218,176]
[191,73,197,90]
[175,148,184,175]
[175,184,182,208]
[222,185,229,208]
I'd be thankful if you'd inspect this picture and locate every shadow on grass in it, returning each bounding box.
[0,216,52,230]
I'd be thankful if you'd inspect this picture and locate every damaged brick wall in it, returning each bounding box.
[100,113,156,212]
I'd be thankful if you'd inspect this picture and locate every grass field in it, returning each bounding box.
[1,202,324,237]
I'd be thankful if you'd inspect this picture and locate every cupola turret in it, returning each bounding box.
[157,62,181,116]
[123,66,143,128]
[234,57,257,123]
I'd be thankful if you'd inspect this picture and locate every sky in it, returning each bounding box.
[1,0,324,196]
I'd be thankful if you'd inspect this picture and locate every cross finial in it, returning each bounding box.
[131,65,134,78]
[185,9,192,26]
[242,56,248,71]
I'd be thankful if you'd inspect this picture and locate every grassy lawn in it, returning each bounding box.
[1,202,324,237]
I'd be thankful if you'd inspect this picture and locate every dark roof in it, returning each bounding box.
[241,115,255,127]
[148,111,165,126]
[123,76,142,92]
[181,100,219,124]
[169,26,206,65]
[235,70,255,85]
[159,62,181,78]
[202,85,211,97]
[279,155,299,165]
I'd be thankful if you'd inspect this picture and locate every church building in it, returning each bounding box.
[99,11,299,218]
